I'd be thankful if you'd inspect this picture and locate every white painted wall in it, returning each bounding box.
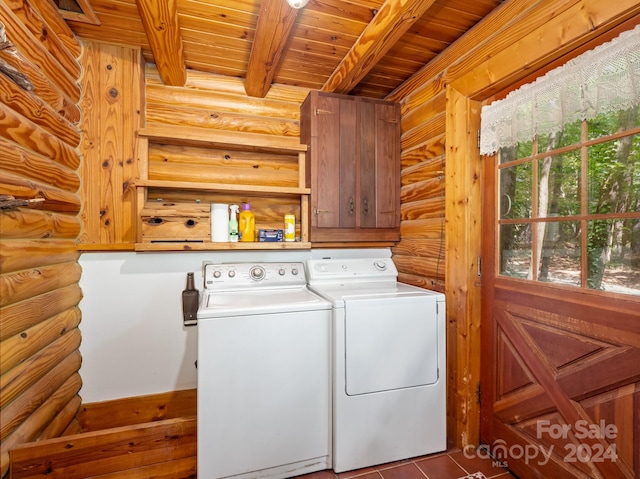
[78,248,390,403]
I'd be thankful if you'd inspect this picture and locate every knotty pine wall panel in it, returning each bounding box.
[145,66,307,137]
[0,1,84,474]
[78,42,144,246]
[147,143,300,187]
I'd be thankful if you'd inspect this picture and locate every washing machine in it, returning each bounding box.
[196,262,332,479]
[307,257,446,473]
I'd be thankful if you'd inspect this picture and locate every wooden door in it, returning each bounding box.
[480,150,640,478]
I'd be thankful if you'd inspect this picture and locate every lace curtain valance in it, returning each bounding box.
[480,24,640,155]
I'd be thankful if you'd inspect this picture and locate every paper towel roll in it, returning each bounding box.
[210,203,229,242]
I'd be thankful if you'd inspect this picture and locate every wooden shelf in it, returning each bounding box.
[77,243,136,252]
[137,180,310,196]
[134,241,311,252]
[138,126,307,154]
[135,127,310,249]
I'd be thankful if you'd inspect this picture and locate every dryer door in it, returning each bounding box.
[344,294,440,395]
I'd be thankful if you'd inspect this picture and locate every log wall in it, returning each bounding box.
[0,0,83,476]
[388,0,640,450]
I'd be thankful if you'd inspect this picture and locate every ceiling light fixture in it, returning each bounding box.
[287,0,309,9]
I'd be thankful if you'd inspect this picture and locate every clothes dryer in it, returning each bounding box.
[307,257,446,473]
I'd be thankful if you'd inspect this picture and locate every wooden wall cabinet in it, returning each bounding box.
[300,91,401,243]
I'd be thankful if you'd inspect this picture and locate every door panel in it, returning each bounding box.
[339,98,357,228]
[360,100,376,228]
[373,101,400,229]
[481,156,640,479]
[313,94,341,228]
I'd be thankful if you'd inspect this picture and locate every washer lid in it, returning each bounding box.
[197,287,330,319]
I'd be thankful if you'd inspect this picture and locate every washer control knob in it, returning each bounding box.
[278,268,286,276]
[374,260,387,271]
[228,270,235,278]
[292,268,299,275]
[213,270,222,278]
[250,266,265,281]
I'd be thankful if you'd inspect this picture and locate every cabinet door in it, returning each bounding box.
[360,100,400,229]
[338,98,357,228]
[312,94,339,228]
[302,91,400,242]
[312,94,357,229]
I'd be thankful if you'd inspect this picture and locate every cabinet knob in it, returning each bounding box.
[315,108,335,115]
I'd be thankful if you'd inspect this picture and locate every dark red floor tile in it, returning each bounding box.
[378,463,426,479]
[297,470,339,479]
[415,454,467,479]
[336,471,382,479]
[448,450,510,477]
[376,457,415,470]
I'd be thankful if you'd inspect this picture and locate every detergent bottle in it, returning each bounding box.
[239,203,255,242]
[228,204,239,242]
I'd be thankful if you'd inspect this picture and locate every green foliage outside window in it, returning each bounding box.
[498,107,640,295]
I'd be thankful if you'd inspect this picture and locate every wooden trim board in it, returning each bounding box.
[9,390,197,479]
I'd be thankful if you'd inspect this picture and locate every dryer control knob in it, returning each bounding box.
[213,270,222,278]
[374,260,387,271]
[278,268,286,276]
[228,270,235,278]
[292,268,299,275]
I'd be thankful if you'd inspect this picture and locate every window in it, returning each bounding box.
[498,111,640,294]
[480,24,640,295]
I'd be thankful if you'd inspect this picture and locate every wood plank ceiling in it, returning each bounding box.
[65,0,503,99]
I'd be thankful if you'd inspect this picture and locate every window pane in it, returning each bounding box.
[537,221,581,286]
[499,142,533,164]
[587,220,640,295]
[499,162,532,219]
[537,153,581,218]
[588,107,640,139]
[588,134,640,214]
[538,119,582,151]
[500,223,532,278]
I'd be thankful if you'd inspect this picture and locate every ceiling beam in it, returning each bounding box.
[135,0,186,86]
[245,0,300,98]
[322,0,436,95]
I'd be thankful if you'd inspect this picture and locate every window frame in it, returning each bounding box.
[496,117,640,295]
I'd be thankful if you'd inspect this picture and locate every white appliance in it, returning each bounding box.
[196,262,332,479]
[307,257,446,473]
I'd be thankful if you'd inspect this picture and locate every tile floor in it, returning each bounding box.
[299,450,518,479]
